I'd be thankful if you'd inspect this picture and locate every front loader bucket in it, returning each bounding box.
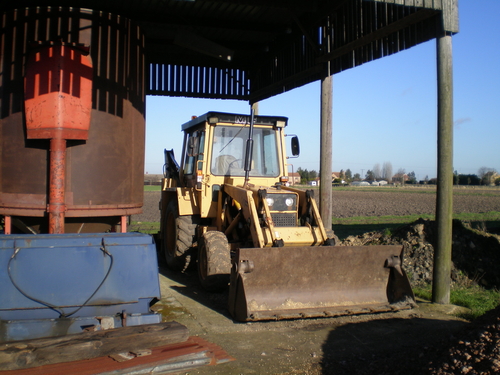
[228,245,415,321]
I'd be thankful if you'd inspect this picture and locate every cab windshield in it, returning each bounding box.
[211,125,280,177]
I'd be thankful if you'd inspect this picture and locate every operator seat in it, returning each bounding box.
[216,155,239,175]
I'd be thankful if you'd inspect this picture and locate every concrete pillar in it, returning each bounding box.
[432,32,454,304]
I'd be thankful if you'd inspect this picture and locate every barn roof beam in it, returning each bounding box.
[317,8,439,64]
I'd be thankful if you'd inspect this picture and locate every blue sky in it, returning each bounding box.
[145,1,499,181]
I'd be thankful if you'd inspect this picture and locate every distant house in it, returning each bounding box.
[392,173,408,184]
[308,177,321,186]
[332,172,348,185]
[288,172,301,185]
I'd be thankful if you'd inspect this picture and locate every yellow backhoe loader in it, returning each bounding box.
[159,111,415,321]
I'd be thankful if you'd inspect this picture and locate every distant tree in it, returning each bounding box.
[365,170,374,181]
[457,174,480,185]
[353,173,361,181]
[396,168,406,185]
[372,163,381,180]
[297,168,318,183]
[478,167,497,185]
[477,166,495,178]
[345,169,352,181]
[297,167,308,183]
[382,162,393,182]
[407,171,417,184]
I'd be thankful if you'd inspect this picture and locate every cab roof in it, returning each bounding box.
[181,112,288,131]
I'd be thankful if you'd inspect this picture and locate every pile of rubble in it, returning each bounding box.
[427,305,500,374]
[341,218,500,289]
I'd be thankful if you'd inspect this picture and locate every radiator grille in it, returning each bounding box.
[271,213,297,227]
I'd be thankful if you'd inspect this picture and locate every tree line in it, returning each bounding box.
[295,164,499,186]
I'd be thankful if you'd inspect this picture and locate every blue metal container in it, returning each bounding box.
[0,232,161,342]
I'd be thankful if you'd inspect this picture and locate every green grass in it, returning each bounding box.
[413,284,500,320]
[129,221,160,234]
[332,212,500,239]
[144,185,162,191]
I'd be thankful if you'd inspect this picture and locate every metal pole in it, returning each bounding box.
[244,108,255,186]
[432,32,454,304]
[48,136,67,234]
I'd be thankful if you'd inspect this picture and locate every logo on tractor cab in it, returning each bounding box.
[235,115,249,124]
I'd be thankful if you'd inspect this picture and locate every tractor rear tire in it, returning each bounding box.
[163,201,198,271]
[198,231,231,292]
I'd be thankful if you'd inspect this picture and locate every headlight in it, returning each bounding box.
[285,198,294,207]
[266,197,275,207]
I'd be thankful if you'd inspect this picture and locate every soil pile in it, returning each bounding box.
[341,218,500,288]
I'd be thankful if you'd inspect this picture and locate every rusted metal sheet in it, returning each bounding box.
[228,245,415,321]
[0,336,234,374]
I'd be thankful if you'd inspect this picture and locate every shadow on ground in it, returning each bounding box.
[157,257,232,319]
[320,316,467,375]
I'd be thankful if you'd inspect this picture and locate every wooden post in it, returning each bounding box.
[319,74,333,234]
[432,32,454,304]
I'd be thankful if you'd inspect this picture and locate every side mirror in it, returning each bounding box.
[291,136,300,156]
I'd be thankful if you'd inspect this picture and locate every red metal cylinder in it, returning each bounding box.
[0,8,146,234]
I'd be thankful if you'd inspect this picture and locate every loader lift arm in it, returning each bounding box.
[164,149,180,185]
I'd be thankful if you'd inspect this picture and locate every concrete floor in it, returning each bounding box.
[152,266,469,375]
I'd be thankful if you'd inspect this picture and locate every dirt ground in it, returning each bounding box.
[153,264,472,375]
[133,186,500,375]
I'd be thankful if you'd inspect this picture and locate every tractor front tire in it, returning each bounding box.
[198,231,231,292]
[163,201,198,271]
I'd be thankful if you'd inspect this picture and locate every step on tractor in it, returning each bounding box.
[160,111,415,321]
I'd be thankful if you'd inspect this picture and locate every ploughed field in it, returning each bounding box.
[331,186,500,218]
[134,186,500,223]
